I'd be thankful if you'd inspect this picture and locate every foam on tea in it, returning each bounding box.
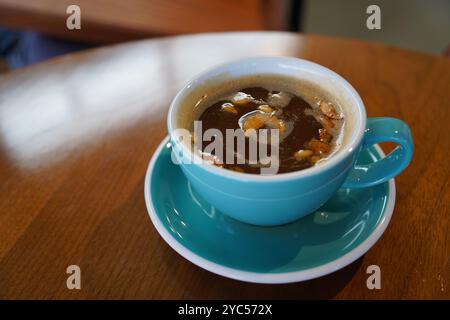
[193,84,344,174]
[178,72,350,175]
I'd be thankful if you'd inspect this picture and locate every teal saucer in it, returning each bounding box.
[144,137,395,283]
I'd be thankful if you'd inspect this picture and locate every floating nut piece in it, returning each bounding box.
[319,114,336,130]
[243,113,266,131]
[310,155,322,164]
[294,149,313,161]
[231,92,253,105]
[202,154,221,167]
[275,118,286,135]
[261,115,285,135]
[213,158,224,167]
[267,91,292,108]
[258,104,274,113]
[244,128,257,138]
[230,166,245,173]
[308,139,331,154]
[320,101,341,119]
[221,102,238,114]
[243,113,286,137]
[319,128,332,142]
[204,154,224,167]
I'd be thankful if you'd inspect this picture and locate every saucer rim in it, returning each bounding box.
[144,136,396,284]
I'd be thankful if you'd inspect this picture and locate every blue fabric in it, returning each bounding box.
[0,28,94,69]
[0,27,20,53]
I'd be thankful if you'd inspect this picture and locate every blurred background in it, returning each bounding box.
[0,0,449,73]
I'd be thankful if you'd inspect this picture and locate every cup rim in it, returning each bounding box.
[167,56,366,181]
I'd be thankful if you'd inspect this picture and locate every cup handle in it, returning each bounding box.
[342,117,413,189]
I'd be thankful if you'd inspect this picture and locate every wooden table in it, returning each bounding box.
[0,32,448,299]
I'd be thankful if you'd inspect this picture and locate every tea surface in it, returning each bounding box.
[197,87,344,174]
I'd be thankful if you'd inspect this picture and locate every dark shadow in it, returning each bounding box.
[78,173,364,299]
[160,244,364,299]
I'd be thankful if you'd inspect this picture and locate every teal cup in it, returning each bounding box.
[167,57,413,226]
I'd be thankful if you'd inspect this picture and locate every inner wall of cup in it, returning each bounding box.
[172,66,362,155]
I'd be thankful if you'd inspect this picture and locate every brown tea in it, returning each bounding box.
[195,85,344,174]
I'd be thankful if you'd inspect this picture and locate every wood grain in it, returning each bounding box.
[0,0,264,43]
[0,32,448,299]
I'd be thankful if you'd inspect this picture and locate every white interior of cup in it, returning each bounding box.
[167,56,366,180]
